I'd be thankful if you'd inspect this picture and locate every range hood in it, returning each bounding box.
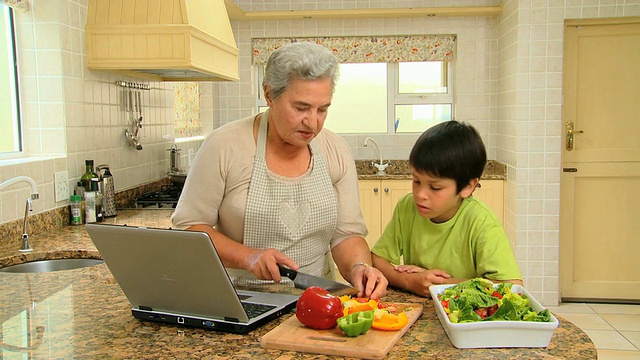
[85,0,239,82]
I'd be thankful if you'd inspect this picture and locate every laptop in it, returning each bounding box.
[85,223,298,334]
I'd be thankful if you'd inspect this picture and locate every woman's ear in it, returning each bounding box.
[263,85,273,106]
[460,178,479,199]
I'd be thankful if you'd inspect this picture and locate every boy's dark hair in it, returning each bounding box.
[409,121,487,193]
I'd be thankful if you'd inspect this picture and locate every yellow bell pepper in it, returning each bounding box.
[341,297,379,316]
[371,311,409,331]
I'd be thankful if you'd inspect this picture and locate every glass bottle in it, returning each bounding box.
[75,181,85,223]
[84,191,97,223]
[91,178,104,222]
[80,160,98,192]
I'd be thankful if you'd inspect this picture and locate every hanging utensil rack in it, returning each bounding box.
[117,81,149,150]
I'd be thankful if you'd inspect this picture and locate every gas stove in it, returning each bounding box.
[134,185,182,208]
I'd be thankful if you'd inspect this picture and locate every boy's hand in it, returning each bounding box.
[393,264,426,273]
[406,269,451,297]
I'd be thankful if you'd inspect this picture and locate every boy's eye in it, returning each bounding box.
[430,185,442,191]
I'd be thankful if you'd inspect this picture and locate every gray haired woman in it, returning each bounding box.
[172,42,388,299]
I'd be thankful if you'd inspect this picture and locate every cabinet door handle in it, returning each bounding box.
[373,188,379,193]
[384,187,389,193]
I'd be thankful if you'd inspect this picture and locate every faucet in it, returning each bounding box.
[364,137,390,175]
[0,176,39,252]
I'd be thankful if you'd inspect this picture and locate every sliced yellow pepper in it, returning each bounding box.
[371,311,408,331]
[341,297,379,316]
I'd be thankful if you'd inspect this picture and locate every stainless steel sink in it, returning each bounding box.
[0,258,104,273]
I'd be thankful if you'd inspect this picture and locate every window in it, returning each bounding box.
[0,6,21,154]
[256,61,453,134]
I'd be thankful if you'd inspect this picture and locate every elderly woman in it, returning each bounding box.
[172,42,388,299]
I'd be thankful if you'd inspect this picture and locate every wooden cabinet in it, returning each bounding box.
[358,179,413,247]
[473,179,505,224]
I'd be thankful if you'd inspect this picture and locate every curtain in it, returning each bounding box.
[173,82,202,138]
[252,35,456,65]
[0,0,30,12]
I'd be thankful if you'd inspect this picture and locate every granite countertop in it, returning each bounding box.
[0,210,595,359]
[356,160,507,180]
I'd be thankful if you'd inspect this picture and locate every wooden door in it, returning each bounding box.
[560,17,640,301]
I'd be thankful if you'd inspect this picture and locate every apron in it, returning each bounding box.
[231,110,338,286]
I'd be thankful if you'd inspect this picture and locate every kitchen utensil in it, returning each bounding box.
[168,143,181,173]
[137,90,143,123]
[278,265,355,293]
[260,302,423,359]
[96,164,117,217]
[123,88,143,150]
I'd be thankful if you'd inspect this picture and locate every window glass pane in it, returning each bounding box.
[0,7,20,153]
[324,63,387,134]
[394,104,451,133]
[398,61,447,94]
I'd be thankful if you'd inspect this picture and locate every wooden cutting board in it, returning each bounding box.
[260,303,423,359]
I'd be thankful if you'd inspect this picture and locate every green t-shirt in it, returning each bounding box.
[371,195,522,281]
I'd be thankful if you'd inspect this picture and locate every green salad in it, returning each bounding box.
[436,278,551,323]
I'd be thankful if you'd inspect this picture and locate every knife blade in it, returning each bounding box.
[278,265,356,294]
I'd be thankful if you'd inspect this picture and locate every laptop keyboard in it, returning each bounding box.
[242,302,276,319]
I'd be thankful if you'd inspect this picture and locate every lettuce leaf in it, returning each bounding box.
[438,278,552,323]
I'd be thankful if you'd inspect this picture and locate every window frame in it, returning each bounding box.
[0,6,23,158]
[255,61,455,135]
[389,61,454,133]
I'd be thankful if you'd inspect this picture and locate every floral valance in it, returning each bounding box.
[252,35,456,65]
[0,0,29,12]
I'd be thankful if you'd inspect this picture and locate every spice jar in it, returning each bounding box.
[70,195,83,225]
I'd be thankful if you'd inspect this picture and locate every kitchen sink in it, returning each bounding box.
[0,258,104,273]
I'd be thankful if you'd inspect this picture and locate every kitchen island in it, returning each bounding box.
[0,210,596,359]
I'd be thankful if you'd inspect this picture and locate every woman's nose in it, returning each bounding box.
[302,110,320,127]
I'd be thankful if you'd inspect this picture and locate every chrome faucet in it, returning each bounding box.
[0,176,39,252]
[364,137,390,175]
[21,198,33,252]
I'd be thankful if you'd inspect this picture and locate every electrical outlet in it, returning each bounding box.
[188,149,195,167]
[54,171,70,202]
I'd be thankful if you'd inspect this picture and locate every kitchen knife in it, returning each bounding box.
[278,265,356,294]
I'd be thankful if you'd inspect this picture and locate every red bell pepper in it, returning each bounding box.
[296,286,343,330]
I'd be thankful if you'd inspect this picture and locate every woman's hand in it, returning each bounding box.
[243,248,298,282]
[350,264,388,300]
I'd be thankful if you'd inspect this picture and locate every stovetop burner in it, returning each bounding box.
[135,185,182,208]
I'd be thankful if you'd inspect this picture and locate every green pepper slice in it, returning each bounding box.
[337,310,374,337]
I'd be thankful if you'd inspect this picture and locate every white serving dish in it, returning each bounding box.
[429,283,559,349]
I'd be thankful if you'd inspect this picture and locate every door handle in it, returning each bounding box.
[565,121,584,151]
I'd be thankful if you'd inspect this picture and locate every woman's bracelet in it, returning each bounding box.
[351,262,371,270]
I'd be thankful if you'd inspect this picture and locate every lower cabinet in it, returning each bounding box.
[473,179,505,224]
[358,179,413,248]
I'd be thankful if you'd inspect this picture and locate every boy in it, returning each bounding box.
[371,121,522,297]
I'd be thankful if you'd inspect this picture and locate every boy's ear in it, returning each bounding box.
[460,178,479,199]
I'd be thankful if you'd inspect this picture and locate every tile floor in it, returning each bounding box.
[546,303,640,359]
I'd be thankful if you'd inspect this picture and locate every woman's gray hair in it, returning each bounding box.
[262,42,340,100]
